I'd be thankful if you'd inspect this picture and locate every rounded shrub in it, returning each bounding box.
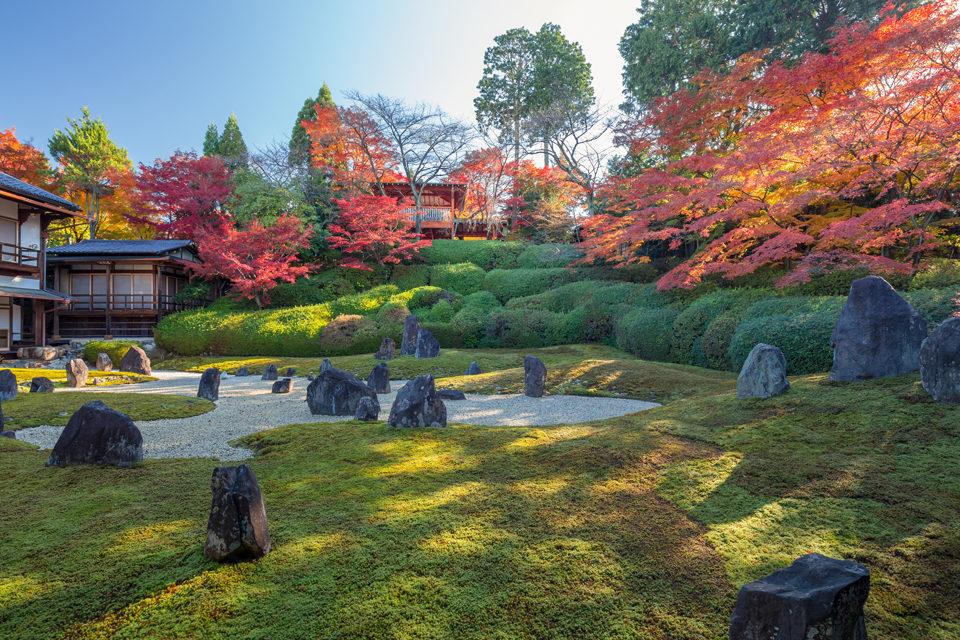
[450,306,489,347]
[83,340,142,366]
[328,285,399,316]
[389,264,431,290]
[903,286,960,327]
[461,290,500,312]
[430,262,485,295]
[419,239,524,270]
[700,310,743,371]
[430,299,455,323]
[483,308,556,348]
[615,307,681,362]
[319,314,379,354]
[910,259,960,290]
[482,268,580,302]
[517,243,584,268]
[406,286,444,309]
[375,302,410,327]
[670,289,767,366]
[422,321,465,348]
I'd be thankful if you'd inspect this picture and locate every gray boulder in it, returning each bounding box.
[354,396,380,421]
[415,327,440,358]
[197,368,221,401]
[234,366,248,377]
[400,314,420,355]
[96,353,113,371]
[271,378,293,394]
[30,377,55,393]
[388,374,447,428]
[366,362,391,393]
[438,388,466,401]
[203,464,271,562]
[261,364,278,381]
[320,358,333,373]
[0,402,10,438]
[46,401,143,468]
[0,369,16,401]
[374,338,396,361]
[66,358,88,388]
[465,361,481,375]
[285,367,296,377]
[729,553,869,640]
[119,346,152,375]
[524,356,547,398]
[306,368,377,416]
[830,276,927,381]
[920,316,960,403]
[737,344,790,399]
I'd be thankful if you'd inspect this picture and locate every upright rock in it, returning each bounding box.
[366,362,391,393]
[65,358,88,388]
[388,374,447,428]
[197,368,221,401]
[374,338,396,361]
[30,377,55,393]
[271,378,293,394]
[830,276,927,381]
[737,344,790,399]
[285,367,296,377]
[400,314,420,356]
[96,353,113,371]
[306,368,377,416]
[0,402,12,439]
[354,396,380,421]
[415,328,440,358]
[729,553,869,640]
[920,316,960,403]
[524,356,547,398]
[46,401,142,468]
[203,464,271,562]
[0,369,16,401]
[120,346,152,375]
[234,366,248,377]
[320,358,333,373]
[465,361,481,375]
[261,364,278,381]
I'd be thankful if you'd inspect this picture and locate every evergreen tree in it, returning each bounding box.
[289,83,335,166]
[217,113,248,169]
[202,122,220,156]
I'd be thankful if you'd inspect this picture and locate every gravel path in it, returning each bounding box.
[15,371,659,461]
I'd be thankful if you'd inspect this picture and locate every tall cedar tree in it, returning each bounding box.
[216,113,248,170]
[202,123,219,156]
[327,195,431,272]
[289,84,335,166]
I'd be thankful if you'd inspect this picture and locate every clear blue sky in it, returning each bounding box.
[2,0,640,166]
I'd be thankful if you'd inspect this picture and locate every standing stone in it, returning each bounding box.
[46,401,143,468]
[415,328,440,358]
[234,366,249,377]
[354,396,380,421]
[197,368,221,401]
[203,464,271,562]
[261,364,278,381]
[524,356,547,398]
[65,358,88,388]
[285,367,296,377]
[119,346,151,375]
[366,362,391,393]
[374,337,396,361]
[919,316,960,403]
[400,314,420,356]
[438,388,466,401]
[830,276,928,381]
[30,377,55,393]
[96,353,113,372]
[737,344,790,399]
[0,369,17,402]
[0,401,9,438]
[388,374,447,428]
[729,553,869,640]
[271,378,293,394]
[320,359,333,373]
[306,368,377,416]
[465,361,481,375]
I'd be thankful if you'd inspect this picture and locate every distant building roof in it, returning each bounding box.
[0,171,81,212]
[47,239,194,257]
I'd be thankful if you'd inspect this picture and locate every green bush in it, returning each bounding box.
[389,264,431,290]
[421,321,466,348]
[726,310,838,375]
[375,302,410,327]
[328,285,399,317]
[910,259,960,290]
[83,340,142,367]
[419,239,524,270]
[615,308,681,362]
[450,307,489,348]
[670,289,767,366]
[430,299,455,323]
[405,286,445,310]
[483,308,556,348]
[430,262,486,295]
[571,262,659,283]
[546,304,627,345]
[319,315,380,354]
[483,268,580,302]
[700,310,743,371]
[516,243,584,268]
[903,286,959,327]
[461,291,501,312]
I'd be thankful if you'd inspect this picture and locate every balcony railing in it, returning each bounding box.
[403,207,452,222]
[0,242,40,269]
[67,294,204,313]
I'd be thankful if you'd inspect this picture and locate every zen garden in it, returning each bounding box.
[1,2,959,639]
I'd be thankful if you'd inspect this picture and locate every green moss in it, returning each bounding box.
[1,367,155,387]
[82,341,143,366]
[3,392,213,430]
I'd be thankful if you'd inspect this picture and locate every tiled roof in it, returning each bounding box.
[0,171,81,211]
[47,239,194,256]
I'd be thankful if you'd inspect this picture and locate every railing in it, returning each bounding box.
[0,242,40,268]
[402,207,452,222]
[66,294,203,313]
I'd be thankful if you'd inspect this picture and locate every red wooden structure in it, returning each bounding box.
[379,182,502,239]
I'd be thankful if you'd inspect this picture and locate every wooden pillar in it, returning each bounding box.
[34,299,44,347]
[154,263,162,320]
[52,266,60,337]
[105,261,112,337]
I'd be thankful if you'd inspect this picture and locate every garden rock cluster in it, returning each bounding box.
[203,464,271,562]
[46,401,143,468]
[374,338,396,360]
[66,358,88,387]
[737,344,789,399]
[197,368,221,401]
[307,367,376,416]
[120,346,152,375]
[919,316,960,403]
[388,374,447,428]
[524,356,546,397]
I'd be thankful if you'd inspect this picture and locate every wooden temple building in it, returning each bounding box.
[380,182,502,239]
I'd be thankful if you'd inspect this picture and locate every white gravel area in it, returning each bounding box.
[14,370,659,461]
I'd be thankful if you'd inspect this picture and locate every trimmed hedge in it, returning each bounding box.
[517,243,584,268]
[726,308,841,375]
[419,239,524,270]
[903,286,959,327]
[389,264,431,290]
[615,308,681,362]
[461,291,501,312]
[670,289,768,367]
[82,340,142,367]
[483,268,580,302]
[430,262,486,295]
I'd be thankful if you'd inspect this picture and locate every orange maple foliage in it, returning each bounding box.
[0,128,54,188]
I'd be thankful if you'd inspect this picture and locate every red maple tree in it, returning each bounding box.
[0,128,54,188]
[327,195,431,271]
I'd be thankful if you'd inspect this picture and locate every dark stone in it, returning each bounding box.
[374,337,396,361]
[320,359,333,373]
[737,344,790,399]
[465,361,481,375]
[271,378,293,394]
[920,316,960,403]
[119,346,152,375]
[354,396,380,421]
[285,367,296,377]
[388,374,447,428]
[307,374,315,381]
[524,356,546,398]
[729,553,869,640]
[830,276,927,381]
[234,366,248,377]
[0,431,13,439]
[30,377,55,393]
[96,353,113,371]
[261,364,278,381]
[46,401,143,468]
[400,314,420,355]
[65,358,88,388]
[437,388,466,401]
[415,327,440,358]
[366,362,391,393]
[203,464,271,562]
[197,368,221,401]
[0,402,9,438]
[306,368,377,416]
[0,369,16,401]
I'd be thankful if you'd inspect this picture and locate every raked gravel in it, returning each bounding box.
[15,370,659,461]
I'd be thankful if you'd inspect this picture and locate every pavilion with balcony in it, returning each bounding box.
[380,182,502,239]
